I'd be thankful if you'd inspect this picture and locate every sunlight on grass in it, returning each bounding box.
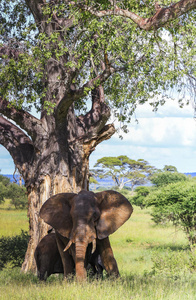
[0,268,196,300]
[0,203,195,299]
[110,206,188,276]
[0,200,28,236]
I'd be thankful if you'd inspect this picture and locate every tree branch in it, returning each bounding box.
[83,123,115,157]
[56,65,117,124]
[0,97,45,141]
[24,0,45,25]
[77,85,111,140]
[78,0,196,31]
[0,116,35,174]
[0,46,22,60]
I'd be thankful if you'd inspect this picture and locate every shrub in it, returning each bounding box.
[151,249,196,279]
[150,171,188,187]
[132,186,151,209]
[0,230,29,269]
[0,175,11,204]
[0,175,27,208]
[8,184,28,209]
[146,181,196,247]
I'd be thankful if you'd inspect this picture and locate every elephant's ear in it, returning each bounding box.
[95,190,133,239]
[40,193,75,238]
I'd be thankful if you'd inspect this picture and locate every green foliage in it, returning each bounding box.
[0,1,195,118]
[0,175,11,204]
[0,174,10,186]
[150,171,188,187]
[132,186,151,209]
[163,165,178,172]
[93,156,156,190]
[7,183,27,209]
[0,230,29,270]
[146,180,196,247]
[0,175,27,209]
[89,177,99,185]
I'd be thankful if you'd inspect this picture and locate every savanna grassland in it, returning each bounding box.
[0,200,196,300]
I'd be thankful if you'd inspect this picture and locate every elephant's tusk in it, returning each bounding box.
[92,239,96,254]
[63,240,72,252]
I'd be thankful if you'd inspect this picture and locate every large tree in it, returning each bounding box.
[93,156,156,190]
[0,0,195,272]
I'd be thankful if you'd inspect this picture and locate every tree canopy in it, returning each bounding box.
[150,170,189,187]
[93,155,156,189]
[1,0,195,124]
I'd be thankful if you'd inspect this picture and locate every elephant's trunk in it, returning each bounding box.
[75,237,88,281]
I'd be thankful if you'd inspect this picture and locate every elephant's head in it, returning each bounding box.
[40,190,133,280]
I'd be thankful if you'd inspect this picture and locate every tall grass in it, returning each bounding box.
[0,202,196,299]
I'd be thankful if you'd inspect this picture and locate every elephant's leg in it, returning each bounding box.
[97,237,119,277]
[55,233,75,278]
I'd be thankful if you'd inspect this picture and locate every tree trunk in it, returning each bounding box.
[21,142,91,272]
[0,1,115,273]
[21,175,74,272]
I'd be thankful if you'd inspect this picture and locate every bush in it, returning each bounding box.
[150,171,188,187]
[0,230,29,269]
[146,181,196,247]
[0,175,11,204]
[8,184,28,209]
[151,249,196,279]
[132,186,151,209]
[0,175,27,208]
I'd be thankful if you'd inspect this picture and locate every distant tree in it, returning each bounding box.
[132,186,151,209]
[0,182,7,204]
[163,165,178,172]
[7,183,27,209]
[89,176,99,191]
[150,171,188,187]
[93,156,156,191]
[0,174,27,208]
[146,180,196,248]
[0,174,10,187]
[0,175,10,204]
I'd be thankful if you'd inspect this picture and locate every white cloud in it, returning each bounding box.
[119,117,196,148]
[90,100,196,173]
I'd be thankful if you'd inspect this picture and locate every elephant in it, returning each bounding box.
[40,190,133,281]
[34,232,63,280]
[34,232,104,280]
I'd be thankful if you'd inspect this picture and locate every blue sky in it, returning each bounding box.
[0,98,196,174]
[90,99,196,173]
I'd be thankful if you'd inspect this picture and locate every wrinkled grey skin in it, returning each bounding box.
[40,190,133,281]
[34,232,104,281]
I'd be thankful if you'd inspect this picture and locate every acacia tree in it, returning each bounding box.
[0,0,195,272]
[93,156,156,190]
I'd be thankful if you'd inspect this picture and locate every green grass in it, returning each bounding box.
[0,200,28,236]
[0,203,196,300]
